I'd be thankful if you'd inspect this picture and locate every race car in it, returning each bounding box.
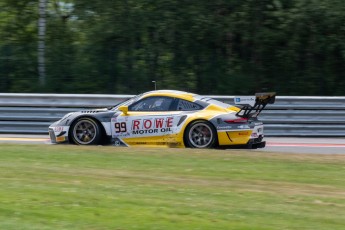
[48,90,275,148]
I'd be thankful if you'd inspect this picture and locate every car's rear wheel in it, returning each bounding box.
[184,120,217,148]
[70,118,101,145]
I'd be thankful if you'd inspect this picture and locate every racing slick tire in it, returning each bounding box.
[184,120,217,148]
[70,118,102,145]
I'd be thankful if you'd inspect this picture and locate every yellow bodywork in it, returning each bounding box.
[117,90,252,148]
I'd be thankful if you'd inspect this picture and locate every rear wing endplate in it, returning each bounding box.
[234,92,276,118]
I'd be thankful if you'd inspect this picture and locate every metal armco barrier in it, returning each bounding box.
[0,93,345,137]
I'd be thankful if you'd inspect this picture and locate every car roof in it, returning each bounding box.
[134,90,239,112]
[141,90,197,102]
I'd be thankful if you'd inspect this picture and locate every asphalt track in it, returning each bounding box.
[0,134,344,154]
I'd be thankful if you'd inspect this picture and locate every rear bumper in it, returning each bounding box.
[247,135,265,148]
[219,136,266,149]
[251,141,266,149]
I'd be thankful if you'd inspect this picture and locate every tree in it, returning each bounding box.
[0,0,345,95]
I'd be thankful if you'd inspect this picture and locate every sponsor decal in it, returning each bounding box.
[132,128,172,135]
[237,125,250,129]
[234,96,256,106]
[240,98,254,102]
[238,132,249,136]
[132,117,173,130]
[217,126,234,130]
[217,125,251,130]
[114,140,121,146]
[54,126,64,132]
[112,116,179,138]
[112,138,128,147]
[134,142,147,145]
[127,141,181,147]
[56,136,66,142]
[131,117,173,135]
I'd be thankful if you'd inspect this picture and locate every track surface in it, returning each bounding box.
[0,135,344,154]
[263,137,345,154]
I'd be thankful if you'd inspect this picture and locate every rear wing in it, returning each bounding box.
[234,92,276,118]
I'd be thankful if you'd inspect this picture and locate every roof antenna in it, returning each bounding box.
[152,81,157,90]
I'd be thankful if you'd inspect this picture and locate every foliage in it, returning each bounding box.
[0,0,345,95]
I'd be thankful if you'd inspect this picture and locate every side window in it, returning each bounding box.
[176,99,203,111]
[129,96,174,111]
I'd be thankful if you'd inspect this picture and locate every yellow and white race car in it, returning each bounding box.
[49,90,275,149]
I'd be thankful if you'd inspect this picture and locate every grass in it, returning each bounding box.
[0,144,344,230]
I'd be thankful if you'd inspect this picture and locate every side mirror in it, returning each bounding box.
[118,105,129,115]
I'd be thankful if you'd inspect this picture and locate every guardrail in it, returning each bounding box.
[1,93,345,136]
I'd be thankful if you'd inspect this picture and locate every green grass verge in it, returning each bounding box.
[0,144,344,230]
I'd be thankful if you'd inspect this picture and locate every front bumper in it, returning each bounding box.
[48,126,69,144]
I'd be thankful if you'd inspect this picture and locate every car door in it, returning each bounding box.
[111,96,185,146]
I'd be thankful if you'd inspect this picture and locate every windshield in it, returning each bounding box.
[111,94,142,110]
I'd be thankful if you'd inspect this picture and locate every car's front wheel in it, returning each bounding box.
[184,120,217,148]
[70,118,102,145]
